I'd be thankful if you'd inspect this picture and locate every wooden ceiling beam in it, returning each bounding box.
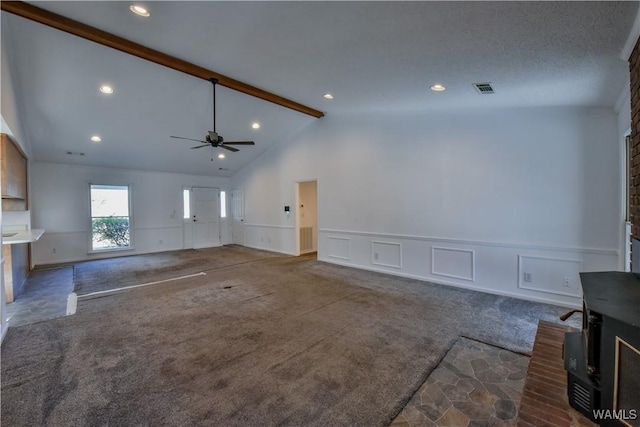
[0,1,325,118]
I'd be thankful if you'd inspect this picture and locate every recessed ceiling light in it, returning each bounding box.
[430,84,446,92]
[129,5,150,17]
[99,85,114,94]
[90,135,102,142]
[323,93,334,100]
[218,153,226,159]
[251,122,261,130]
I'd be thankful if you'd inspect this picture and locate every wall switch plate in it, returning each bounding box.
[524,272,532,282]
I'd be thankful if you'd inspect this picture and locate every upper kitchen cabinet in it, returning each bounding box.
[1,133,28,211]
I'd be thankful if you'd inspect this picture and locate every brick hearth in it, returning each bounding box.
[517,320,596,427]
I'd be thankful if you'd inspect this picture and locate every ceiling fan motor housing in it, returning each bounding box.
[207,130,222,144]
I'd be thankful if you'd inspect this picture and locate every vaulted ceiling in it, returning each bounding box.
[2,1,638,176]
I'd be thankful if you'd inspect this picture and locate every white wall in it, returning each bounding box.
[31,162,231,265]
[1,30,31,158]
[232,107,621,307]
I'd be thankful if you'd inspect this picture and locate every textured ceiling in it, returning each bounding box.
[1,1,638,176]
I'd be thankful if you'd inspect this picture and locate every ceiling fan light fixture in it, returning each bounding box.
[99,85,114,94]
[129,5,150,17]
[323,93,334,100]
[430,84,446,92]
[172,78,254,154]
[90,135,102,142]
[218,153,226,159]
[251,122,261,129]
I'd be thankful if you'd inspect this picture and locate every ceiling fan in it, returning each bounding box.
[171,78,255,153]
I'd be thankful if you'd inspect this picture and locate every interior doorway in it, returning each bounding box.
[296,181,318,256]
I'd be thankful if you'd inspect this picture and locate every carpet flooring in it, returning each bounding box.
[73,245,281,295]
[2,247,574,426]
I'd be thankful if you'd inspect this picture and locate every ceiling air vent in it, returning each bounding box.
[473,83,495,94]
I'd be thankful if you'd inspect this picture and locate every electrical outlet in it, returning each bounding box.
[52,248,56,254]
[159,239,163,245]
[374,253,379,260]
[563,276,571,288]
[524,272,532,282]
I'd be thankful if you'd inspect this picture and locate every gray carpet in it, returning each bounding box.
[2,248,575,426]
[73,244,281,295]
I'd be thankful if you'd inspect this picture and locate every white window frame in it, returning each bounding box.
[88,183,134,253]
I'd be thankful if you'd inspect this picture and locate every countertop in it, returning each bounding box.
[2,229,45,245]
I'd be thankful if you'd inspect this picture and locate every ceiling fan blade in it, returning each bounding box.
[171,136,207,143]
[220,145,239,152]
[223,141,255,145]
[190,145,210,149]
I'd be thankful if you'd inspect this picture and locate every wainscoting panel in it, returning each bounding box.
[32,225,188,265]
[318,229,619,308]
[432,246,475,281]
[327,236,351,260]
[518,255,583,298]
[371,241,402,269]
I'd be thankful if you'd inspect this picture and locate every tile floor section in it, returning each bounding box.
[5,266,74,326]
[390,337,530,427]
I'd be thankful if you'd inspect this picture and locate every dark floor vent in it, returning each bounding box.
[473,83,495,94]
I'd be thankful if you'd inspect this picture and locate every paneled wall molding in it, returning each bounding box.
[322,256,582,309]
[371,241,402,269]
[327,236,351,260]
[431,246,475,281]
[318,228,618,256]
[517,255,583,298]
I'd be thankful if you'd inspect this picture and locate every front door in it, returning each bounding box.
[192,187,220,248]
